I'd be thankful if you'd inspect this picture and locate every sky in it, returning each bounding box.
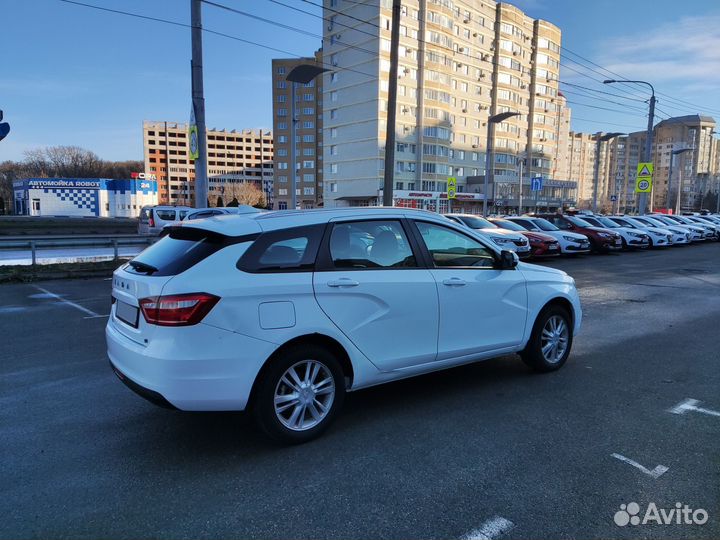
[3,0,720,162]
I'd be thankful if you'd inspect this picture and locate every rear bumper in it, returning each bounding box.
[106,319,275,411]
[109,360,178,409]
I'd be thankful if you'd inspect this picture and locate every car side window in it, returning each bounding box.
[555,218,571,229]
[155,209,176,221]
[178,210,189,220]
[329,220,416,269]
[415,221,495,268]
[237,224,324,272]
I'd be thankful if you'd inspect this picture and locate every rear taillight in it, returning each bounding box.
[149,215,155,228]
[139,293,219,326]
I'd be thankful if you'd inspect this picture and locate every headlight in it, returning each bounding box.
[598,232,612,239]
[563,235,581,242]
[491,237,512,245]
[628,232,642,238]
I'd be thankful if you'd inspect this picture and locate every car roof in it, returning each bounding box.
[180,206,453,235]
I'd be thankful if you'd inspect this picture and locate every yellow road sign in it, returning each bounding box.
[637,162,654,177]
[635,177,652,193]
[447,177,457,199]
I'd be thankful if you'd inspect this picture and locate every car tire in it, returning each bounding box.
[520,305,573,373]
[252,344,345,444]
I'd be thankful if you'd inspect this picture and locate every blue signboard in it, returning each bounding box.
[530,177,544,191]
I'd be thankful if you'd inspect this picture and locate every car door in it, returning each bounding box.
[410,220,528,361]
[313,219,439,371]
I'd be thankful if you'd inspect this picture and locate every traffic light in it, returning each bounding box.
[0,110,10,142]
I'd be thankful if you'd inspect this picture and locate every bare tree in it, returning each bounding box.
[224,181,266,208]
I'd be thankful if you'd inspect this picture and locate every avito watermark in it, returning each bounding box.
[614,502,709,526]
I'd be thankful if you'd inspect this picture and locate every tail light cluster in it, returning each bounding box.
[139,293,219,326]
[148,213,155,228]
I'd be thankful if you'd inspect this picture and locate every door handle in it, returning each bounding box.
[442,277,467,287]
[327,278,360,288]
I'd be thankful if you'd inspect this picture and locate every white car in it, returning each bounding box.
[506,216,591,255]
[661,214,716,239]
[678,215,720,240]
[607,216,680,246]
[107,208,582,443]
[160,205,263,233]
[627,216,690,245]
[580,215,650,250]
[444,214,532,259]
[648,214,706,241]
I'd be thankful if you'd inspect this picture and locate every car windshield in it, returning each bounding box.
[532,218,559,231]
[491,219,525,232]
[566,216,594,227]
[596,217,620,228]
[642,217,668,227]
[457,215,497,229]
[623,217,656,229]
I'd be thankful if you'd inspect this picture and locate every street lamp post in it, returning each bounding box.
[700,129,716,211]
[286,64,329,211]
[484,111,520,217]
[669,147,693,215]
[592,132,624,213]
[604,79,655,214]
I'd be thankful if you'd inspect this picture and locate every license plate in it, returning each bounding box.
[615,240,622,246]
[116,299,139,328]
[549,245,558,250]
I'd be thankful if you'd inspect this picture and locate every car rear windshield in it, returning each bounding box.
[126,227,235,276]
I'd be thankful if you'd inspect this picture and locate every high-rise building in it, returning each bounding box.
[322,0,573,213]
[271,51,325,210]
[650,115,715,212]
[143,121,273,206]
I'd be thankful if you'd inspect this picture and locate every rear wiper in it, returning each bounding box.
[128,260,158,274]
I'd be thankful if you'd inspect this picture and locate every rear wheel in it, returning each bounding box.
[520,305,573,372]
[252,345,345,444]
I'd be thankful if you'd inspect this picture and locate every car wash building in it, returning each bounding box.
[13,177,158,217]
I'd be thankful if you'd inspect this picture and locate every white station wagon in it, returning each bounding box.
[107,208,582,443]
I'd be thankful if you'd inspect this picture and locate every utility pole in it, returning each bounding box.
[290,80,298,210]
[191,0,208,208]
[382,0,401,207]
[518,156,523,215]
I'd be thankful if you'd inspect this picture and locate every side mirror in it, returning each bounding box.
[498,249,519,270]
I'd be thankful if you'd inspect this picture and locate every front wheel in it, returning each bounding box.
[252,345,345,444]
[520,306,573,372]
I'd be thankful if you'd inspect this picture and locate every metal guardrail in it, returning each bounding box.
[0,234,156,265]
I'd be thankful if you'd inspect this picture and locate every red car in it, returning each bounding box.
[531,213,623,253]
[490,218,561,258]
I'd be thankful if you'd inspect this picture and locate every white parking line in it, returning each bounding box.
[669,398,720,418]
[611,453,669,479]
[461,517,515,540]
[32,286,100,318]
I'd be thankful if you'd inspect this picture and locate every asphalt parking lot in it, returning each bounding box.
[1,244,719,539]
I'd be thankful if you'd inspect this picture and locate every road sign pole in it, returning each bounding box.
[639,94,656,214]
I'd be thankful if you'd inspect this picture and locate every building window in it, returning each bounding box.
[278,122,288,130]
[278,162,288,170]
[277,149,288,157]
[278,188,288,196]
[302,121,314,129]
[330,164,338,174]
[278,135,287,143]
[330,72,338,83]
[330,145,338,155]
[329,182,338,192]
[277,95,287,103]
[303,148,315,156]
[330,128,338,138]
[277,81,287,89]
[330,109,337,119]
[277,108,288,117]
[303,160,315,169]
[302,107,314,115]
[277,66,286,75]
[302,134,314,143]
[330,91,338,102]
[303,94,314,102]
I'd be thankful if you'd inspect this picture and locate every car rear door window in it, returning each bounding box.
[238,225,324,272]
[415,221,495,268]
[329,220,416,269]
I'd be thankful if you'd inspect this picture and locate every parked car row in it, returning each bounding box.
[444,211,720,258]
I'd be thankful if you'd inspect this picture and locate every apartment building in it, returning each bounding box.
[650,115,716,212]
[271,52,324,210]
[322,0,572,213]
[143,121,273,206]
